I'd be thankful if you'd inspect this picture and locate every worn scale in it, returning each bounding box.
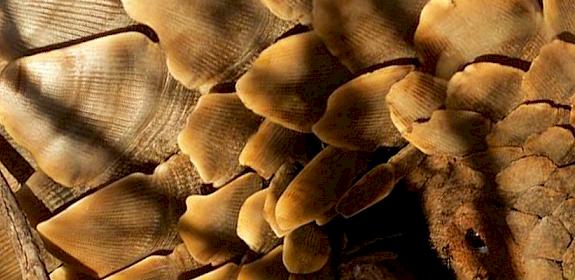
[1,0,575,279]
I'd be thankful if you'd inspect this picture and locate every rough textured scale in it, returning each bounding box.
[236,31,351,132]
[178,173,262,266]
[0,32,199,189]
[237,189,280,254]
[336,144,425,217]
[522,40,575,105]
[178,93,262,187]
[264,162,301,237]
[275,146,370,231]
[544,0,575,36]
[283,223,331,274]
[240,120,313,179]
[0,0,134,65]
[403,110,492,157]
[105,244,204,280]
[313,0,427,72]
[386,71,447,134]
[36,154,206,278]
[313,65,413,151]
[415,0,549,78]
[486,103,570,147]
[121,0,294,90]
[446,63,524,121]
[402,39,575,279]
[260,0,313,23]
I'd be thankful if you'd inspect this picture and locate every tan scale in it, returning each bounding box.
[263,162,302,237]
[121,0,294,90]
[486,103,571,147]
[522,40,575,105]
[403,110,492,157]
[386,71,447,134]
[415,0,549,78]
[0,32,199,189]
[544,0,575,36]
[37,154,205,278]
[0,0,134,66]
[446,62,524,121]
[104,244,205,280]
[178,173,262,266]
[236,31,352,132]
[259,0,313,24]
[523,126,575,166]
[275,146,370,232]
[283,223,331,274]
[336,144,425,217]
[237,189,281,254]
[178,93,262,187]
[313,65,414,151]
[313,0,427,72]
[396,39,575,279]
[240,120,312,180]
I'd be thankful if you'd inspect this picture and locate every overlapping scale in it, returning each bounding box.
[313,0,427,72]
[386,71,447,134]
[513,186,566,217]
[415,0,549,78]
[283,223,331,274]
[524,126,575,166]
[403,110,491,157]
[446,63,524,121]
[522,40,575,105]
[263,162,301,237]
[178,93,262,187]
[486,103,570,147]
[237,189,280,254]
[236,31,351,132]
[313,65,413,151]
[544,0,575,36]
[260,0,313,23]
[178,173,262,266]
[0,224,21,279]
[36,155,205,278]
[240,120,313,179]
[409,39,575,280]
[105,244,204,280]
[461,147,525,175]
[24,172,85,213]
[0,32,198,189]
[336,145,425,217]
[121,0,294,90]
[275,146,370,231]
[0,0,134,65]
[495,156,557,196]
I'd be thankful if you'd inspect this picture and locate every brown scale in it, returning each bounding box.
[6,0,575,279]
[396,40,575,279]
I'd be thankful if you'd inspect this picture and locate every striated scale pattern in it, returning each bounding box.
[0,0,134,63]
[0,32,199,189]
[260,0,313,23]
[313,0,427,72]
[8,0,575,279]
[37,154,206,278]
[400,39,575,279]
[121,0,294,90]
[0,221,22,280]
